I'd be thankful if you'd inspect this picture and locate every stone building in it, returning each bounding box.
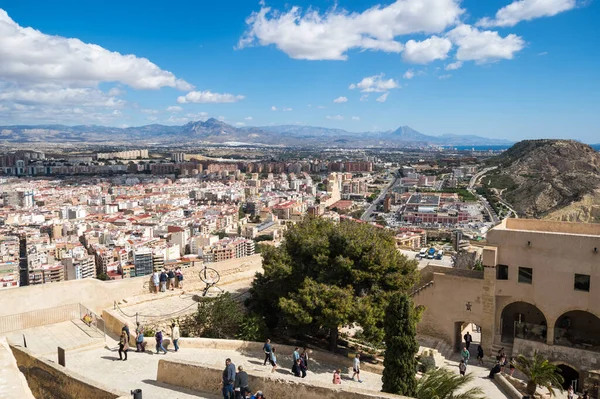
[413,218,600,393]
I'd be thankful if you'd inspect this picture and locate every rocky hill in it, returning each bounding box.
[485,140,600,220]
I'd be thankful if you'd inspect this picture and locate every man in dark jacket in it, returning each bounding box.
[222,358,236,399]
[262,339,272,366]
[159,270,168,292]
[234,365,249,399]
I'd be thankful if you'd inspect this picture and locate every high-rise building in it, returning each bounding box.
[134,249,153,277]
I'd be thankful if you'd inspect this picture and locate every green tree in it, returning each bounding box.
[247,217,418,351]
[515,351,564,396]
[96,273,109,281]
[382,294,420,396]
[182,293,244,339]
[415,368,485,399]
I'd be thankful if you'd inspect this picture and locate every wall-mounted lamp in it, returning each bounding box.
[594,247,598,254]
[527,241,531,247]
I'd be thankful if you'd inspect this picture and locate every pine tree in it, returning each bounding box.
[382,293,420,396]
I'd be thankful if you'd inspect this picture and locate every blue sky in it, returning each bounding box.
[0,0,598,142]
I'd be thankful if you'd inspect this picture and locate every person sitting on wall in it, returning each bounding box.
[488,361,501,379]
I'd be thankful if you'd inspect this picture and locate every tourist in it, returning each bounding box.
[155,329,167,354]
[567,384,574,399]
[118,331,128,361]
[476,344,484,366]
[171,323,180,352]
[292,358,302,377]
[352,353,363,383]
[508,357,516,377]
[300,347,310,371]
[459,359,467,376]
[464,331,472,350]
[488,361,501,379]
[499,354,507,373]
[292,347,300,363]
[332,369,342,384]
[122,322,130,343]
[460,346,470,365]
[269,347,278,373]
[262,339,272,366]
[222,358,236,399]
[234,365,249,399]
[168,268,176,290]
[176,267,183,289]
[250,391,265,399]
[152,270,160,293]
[497,347,505,361]
[159,269,168,292]
[135,322,145,352]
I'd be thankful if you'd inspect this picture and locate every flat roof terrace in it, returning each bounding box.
[407,194,441,206]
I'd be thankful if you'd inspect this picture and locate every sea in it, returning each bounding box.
[450,144,600,152]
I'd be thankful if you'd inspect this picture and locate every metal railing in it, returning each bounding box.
[554,327,600,352]
[78,303,105,339]
[514,321,547,344]
[0,303,80,334]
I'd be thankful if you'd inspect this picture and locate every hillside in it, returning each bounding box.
[484,140,600,220]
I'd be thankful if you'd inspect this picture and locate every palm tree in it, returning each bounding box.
[415,368,485,399]
[514,351,564,396]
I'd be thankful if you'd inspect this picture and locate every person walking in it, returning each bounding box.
[176,267,183,289]
[269,347,278,373]
[222,358,236,399]
[234,365,249,399]
[118,331,128,361]
[167,268,176,291]
[299,354,307,378]
[122,322,131,344]
[459,359,467,376]
[135,323,145,352]
[171,323,180,352]
[567,385,574,399]
[300,347,310,371]
[332,369,342,384]
[464,331,473,350]
[476,344,484,366]
[152,270,160,293]
[262,339,272,366]
[292,358,302,377]
[155,329,167,354]
[292,347,300,363]
[159,270,168,292]
[461,346,470,365]
[352,353,363,383]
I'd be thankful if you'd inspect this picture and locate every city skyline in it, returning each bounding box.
[0,0,598,142]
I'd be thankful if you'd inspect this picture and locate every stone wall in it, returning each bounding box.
[9,344,129,399]
[157,358,408,399]
[513,337,600,390]
[0,337,35,399]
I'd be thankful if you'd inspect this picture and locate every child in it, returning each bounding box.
[332,369,342,384]
[459,360,467,376]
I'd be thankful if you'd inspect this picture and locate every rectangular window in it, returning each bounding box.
[574,274,590,292]
[518,267,533,284]
[496,264,509,280]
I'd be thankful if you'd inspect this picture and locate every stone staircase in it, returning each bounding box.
[491,342,513,359]
[417,335,456,367]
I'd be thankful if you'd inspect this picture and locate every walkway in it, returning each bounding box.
[59,336,384,399]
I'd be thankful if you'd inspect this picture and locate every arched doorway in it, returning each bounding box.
[501,301,547,343]
[453,321,482,353]
[557,364,580,391]
[554,310,600,350]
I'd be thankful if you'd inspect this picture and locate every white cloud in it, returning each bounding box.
[447,25,525,63]
[282,107,293,111]
[333,96,348,103]
[538,51,548,56]
[141,109,159,115]
[271,106,277,111]
[245,116,253,120]
[351,116,360,121]
[438,74,452,79]
[445,61,463,70]
[237,0,464,60]
[360,94,369,102]
[349,73,399,92]
[402,36,452,64]
[376,93,389,102]
[108,87,125,96]
[177,91,245,104]
[0,85,124,107]
[317,105,326,109]
[477,0,577,28]
[112,110,121,116]
[146,116,158,122]
[326,115,344,120]
[166,106,183,112]
[0,9,192,90]
[235,122,246,126]
[218,116,226,121]
[403,69,415,79]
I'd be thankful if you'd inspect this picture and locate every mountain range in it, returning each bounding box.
[0,118,513,147]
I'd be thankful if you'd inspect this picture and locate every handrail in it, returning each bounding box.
[0,303,80,334]
[410,281,434,296]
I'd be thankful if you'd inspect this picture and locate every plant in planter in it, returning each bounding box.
[514,351,564,397]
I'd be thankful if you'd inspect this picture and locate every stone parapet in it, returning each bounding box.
[157,358,408,399]
[0,337,35,399]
